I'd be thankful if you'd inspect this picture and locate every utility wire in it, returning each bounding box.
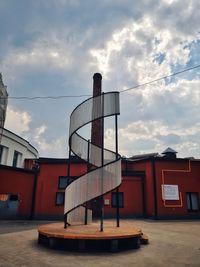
[2,63,200,100]
[8,94,91,100]
[120,63,200,93]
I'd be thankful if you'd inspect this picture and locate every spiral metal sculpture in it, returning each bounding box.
[64,92,121,229]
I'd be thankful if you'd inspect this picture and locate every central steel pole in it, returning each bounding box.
[84,139,90,225]
[115,115,120,227]
[64,146,71,228]
[100,92,104,232]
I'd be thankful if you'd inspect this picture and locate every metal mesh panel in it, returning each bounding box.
[71,132,116,167]
[69,92,120,137]
[67,206,92,224]
[65,91,121,224]
[71,133,88,162]
[64,159,121,214]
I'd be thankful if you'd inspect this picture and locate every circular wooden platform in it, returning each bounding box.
[38,221,148,252]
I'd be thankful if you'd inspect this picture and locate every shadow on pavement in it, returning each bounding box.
[0,220,54,234]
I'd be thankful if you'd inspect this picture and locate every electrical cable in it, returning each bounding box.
[8,94,91,100]
[120,64,200,93]
[1,63,200,101]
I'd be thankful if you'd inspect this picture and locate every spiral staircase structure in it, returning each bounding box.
[64,92,121,226]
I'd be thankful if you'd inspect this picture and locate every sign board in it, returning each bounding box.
[104,199,110,205]
[162,185,179,200]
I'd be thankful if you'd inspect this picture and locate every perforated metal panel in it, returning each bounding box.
[65,92,121,224]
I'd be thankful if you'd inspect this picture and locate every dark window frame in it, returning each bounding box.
[9,194,19,201]
[186,192,199,212]
[0,145,3,163]
[55,192,65,206]
[58,176,75,189]
[12,150,21,167]
[111,192,124,208]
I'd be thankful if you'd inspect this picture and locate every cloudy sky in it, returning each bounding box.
[1,0,200,159]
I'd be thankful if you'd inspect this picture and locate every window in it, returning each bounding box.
[0,145,8,165]
[58,176,74,189]
[12,150,21,167]
[186,192,199,212]
[56,192,65,206]
[111,192,124,208]
[0,145,3,163]
[9,194,19,201]
[0,194,9,201]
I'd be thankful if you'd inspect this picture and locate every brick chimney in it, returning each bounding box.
[91,73,102,148]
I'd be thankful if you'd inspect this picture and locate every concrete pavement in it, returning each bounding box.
[0,219,200,267]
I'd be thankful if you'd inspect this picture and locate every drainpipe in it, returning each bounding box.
[141,174,147,218]
[151,157,158,219]
[30,164,39,219]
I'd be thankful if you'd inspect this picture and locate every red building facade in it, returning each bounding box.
[0,155,200,220]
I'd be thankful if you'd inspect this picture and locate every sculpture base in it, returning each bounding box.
[38,221,148,252]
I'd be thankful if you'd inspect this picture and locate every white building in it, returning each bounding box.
[0,73,8,142]
[0,128,38,168]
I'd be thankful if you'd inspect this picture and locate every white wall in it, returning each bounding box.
[0,128,38,168]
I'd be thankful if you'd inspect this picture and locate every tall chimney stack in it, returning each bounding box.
[90,73,103,218]
[91,73,102,148]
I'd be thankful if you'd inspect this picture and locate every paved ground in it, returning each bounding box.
[0,219,200,267]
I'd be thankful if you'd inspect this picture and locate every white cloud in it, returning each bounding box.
[161,0,175,4]
[4,106,31,135]
[34,125,67,157]
[90,13,198,90]
[4,110,67,157]
[114,120,200,158]
[1,37,73,77]
[115,75,200,158]
[105,126,198,158]
[1,0,200,159]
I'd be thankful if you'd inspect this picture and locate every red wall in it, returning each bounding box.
[34,160,145,218]
[1,157,200,220]
[104,176,143,217]
[155,159,200,218]
[34,162,87,218]
[0,166,35,218]
[125,160,156,218]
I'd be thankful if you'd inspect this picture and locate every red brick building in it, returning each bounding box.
[0,152,200,220]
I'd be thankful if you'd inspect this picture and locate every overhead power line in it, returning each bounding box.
[120,64,200,93]
[8,94,91,100]
[2,63,200,101]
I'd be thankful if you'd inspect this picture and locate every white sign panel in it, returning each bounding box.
[104,199,110,205]
[162,185,179,200]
